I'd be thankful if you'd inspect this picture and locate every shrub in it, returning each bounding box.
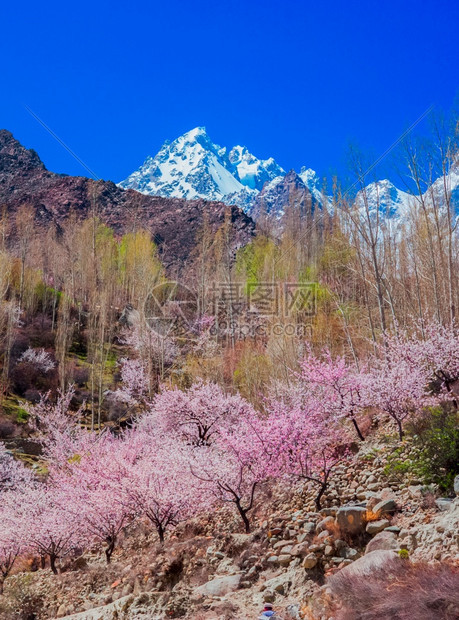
[72,366,89,386]
[0,574,44,620]
[327,560,459,620]
[23,389,41,404]
[383,408,459,494]
[412,408,459,493]
[0,420,15,438]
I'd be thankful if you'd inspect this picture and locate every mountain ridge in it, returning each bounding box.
[120,127,459,222]
[0,129,255,269]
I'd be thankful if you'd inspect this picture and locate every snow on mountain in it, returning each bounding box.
[119,127,245,201]
[223,187,259,212]
[120,127,459,226]
[354,167,459,226]
[355,179,415,219]
[120,128,282,206]
[298,167,333,209]
[228,145,284,191]
[427,164,459,210]
[249,170,319,221]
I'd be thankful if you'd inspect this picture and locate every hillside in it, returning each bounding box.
[0,130,255,268]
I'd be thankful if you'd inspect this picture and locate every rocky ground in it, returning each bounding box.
[2,437,458,620]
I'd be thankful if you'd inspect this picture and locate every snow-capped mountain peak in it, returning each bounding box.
[119,127,244,201]
[120,129,283,206]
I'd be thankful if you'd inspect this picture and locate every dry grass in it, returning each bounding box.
[326,559,459,620]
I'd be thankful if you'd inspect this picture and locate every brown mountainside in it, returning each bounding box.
[0,129,255,268]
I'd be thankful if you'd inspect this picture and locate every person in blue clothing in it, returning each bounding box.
[259,603,276,618]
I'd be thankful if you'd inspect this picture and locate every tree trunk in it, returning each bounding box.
[235,500,251,533]
[351,417,365,441]
[396,419,404,442]
[50,554,58,575]
[314,482,327,511]
[105,538,115,564]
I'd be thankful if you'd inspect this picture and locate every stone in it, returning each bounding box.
[56,605,68,618]
[324,545,334,556]
[365,531,399,554]
[436,498,454,512]
[273,539,292,550]
[121,583,133,597]
[264,591,276,603]
[267,556,279,565]
[340,547,360,560]
[195,573,242,597]
[302,553,318,569]
[278,554,292,566]
[328,550,399,584]
[317,516,335,532]
[304,522,316,533]
[366,519,390,534]
[290,542,309,557]
[320,507,338,517]
[286,604,301,619]
[454,475,459,496]
[407,485,423,498]
[336,506,367,535]
[246,566,257,578]
[373,499,397,515]
[384,526,401,534]
[317,530,330,540]
[280,545,294,555]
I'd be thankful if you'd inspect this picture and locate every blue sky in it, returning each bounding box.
[1,0,457,184]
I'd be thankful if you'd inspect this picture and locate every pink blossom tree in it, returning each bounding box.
[0,441,34,492]
[264,398,349,510]
[55,435,137,563]
[26,387,101,472]
[0,492,28,593]
[362,333,438,440]
[139,380,257,446]
[18,348,55,373]
[18,485,79,574]
[297,347,367,440]
[113,357,149,405]
[189,414,267,533]
[416,320,459,407]
[121,434,202,543]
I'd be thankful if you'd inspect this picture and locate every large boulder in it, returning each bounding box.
[336,506,367,535]
[365,531,399,554]
[372,499,397,515]
[454,475,459,496]
[328,550,400,584]
[195,573,242,597]
[366,519,390,534]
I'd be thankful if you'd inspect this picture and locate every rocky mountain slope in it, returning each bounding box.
[0,130,255,268]
[249,170,319,221]
[3,436,457,620]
